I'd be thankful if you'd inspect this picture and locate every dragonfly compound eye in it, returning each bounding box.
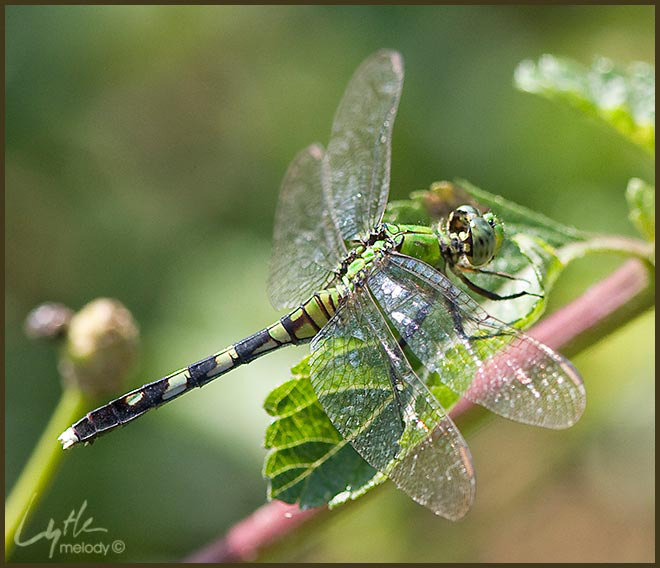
[467,214,502,267]
[446,205,503,267]
[482,211,504,260]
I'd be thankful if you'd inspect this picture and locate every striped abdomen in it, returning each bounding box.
[60,289,341,448]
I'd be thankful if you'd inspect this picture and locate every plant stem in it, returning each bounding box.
[184,501,323,563]
[183,258,654,563]
[531,258,654,357]
[557,236,653,264]
[4,387,88,558]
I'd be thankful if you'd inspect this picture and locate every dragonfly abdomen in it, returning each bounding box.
[279,289,341,342]
[59,289,341,448]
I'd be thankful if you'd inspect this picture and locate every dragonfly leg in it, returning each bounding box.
[460,265,533,285]
[450,266,542,301]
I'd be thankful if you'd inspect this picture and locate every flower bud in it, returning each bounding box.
[24,302,73,340]
[59,298,139,397]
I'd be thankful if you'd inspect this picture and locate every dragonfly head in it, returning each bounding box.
[445,205,504,267]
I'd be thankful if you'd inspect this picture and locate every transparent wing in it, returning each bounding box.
[324,50,404,242]
[309,288,475,520]
[267,144,347,309]
[368,253,586,429]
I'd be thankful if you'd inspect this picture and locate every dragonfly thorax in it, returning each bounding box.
[336,223,443,293]
[336,225,395,290]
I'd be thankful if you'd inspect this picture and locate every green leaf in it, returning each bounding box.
[480,233,564,328]
[263,359,382,509]
[626,178,655,243]
[264,181,583,510]
[515,55,655,155]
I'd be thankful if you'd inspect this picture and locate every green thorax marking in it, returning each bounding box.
[340,223,442,290]
[390,223,442,268]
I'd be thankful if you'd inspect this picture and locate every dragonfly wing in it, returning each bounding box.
[368,253,586,429]
[267,144,347,309]
[324,50,404,242]
[309,289,475,520]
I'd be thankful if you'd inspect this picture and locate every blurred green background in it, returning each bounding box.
[6,5,654,562]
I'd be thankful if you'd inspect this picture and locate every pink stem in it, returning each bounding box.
[184,501,322,563]
[184,258,651,563]
[529,258,650,350]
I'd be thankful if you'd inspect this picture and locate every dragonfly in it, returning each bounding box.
[60,50,586,520]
